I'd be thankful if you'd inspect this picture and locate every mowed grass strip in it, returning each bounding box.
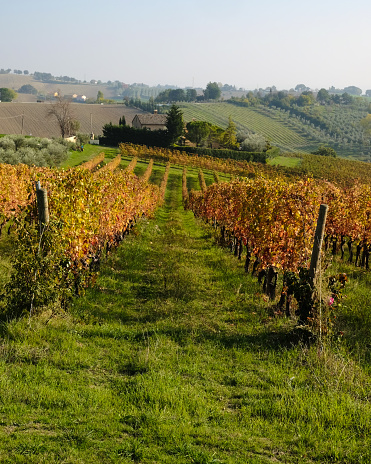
[0,165,371,463]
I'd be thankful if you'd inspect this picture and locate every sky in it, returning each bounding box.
[2,0,371,92]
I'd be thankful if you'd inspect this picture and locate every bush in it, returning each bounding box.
[311,145,337,157]
[76,133,90,145]
[0,137,16,151]
[240,133,269,152]
[0,135,69,166]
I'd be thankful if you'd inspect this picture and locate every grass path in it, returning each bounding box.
[1,166,371,463]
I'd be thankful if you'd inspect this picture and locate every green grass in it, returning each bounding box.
[61,144,119,168]
[268,156,302,168]
[1,162,371,462]
[0,225,12,288]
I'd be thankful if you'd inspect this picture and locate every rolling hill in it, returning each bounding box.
[0,74,117,102]
[0,103,142,138]
[179,102,370,160]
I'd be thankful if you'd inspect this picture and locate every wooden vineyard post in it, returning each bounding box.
[295,204,328,326]
[35,181,50,231]
[309,204,328,285]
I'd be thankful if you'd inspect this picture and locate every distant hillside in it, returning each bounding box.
[0,74,117,102]
[179,102,370,161]
[0,103,142,138]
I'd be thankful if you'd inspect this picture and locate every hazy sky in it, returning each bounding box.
[2,0,371,91]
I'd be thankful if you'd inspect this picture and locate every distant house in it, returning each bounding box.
[132,111,167,130]
[65,136,77,143]
[75,95,87,102]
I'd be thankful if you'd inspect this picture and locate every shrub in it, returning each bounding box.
[240,133,269,152]
[0,135,69,166]
[311,145,337,157]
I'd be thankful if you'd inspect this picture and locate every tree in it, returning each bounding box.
[297,91,315,106]
[311,145,337,157]
[343,86,362,96]
[119,115,126,126]
[47,95,79,138]
[18,84,37,95]
[221,116,238,149]
[97,90,104,102]
[295,84,309,92]
[186,121,211,146]
[169,88,185,102]
[360,114,371,136]
[0,88,17,102]
[186,88,197,102]
[204,82,221,100]
[341,92,353,104]
[317,88,330,104]
[166,104,184,145]
[241,133,269,152]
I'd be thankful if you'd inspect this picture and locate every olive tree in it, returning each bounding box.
[241,133,269,152]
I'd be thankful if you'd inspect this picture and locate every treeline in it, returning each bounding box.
[33,72,80,83]
[153,82,221,103]
[123,97,164,114]
[0,69,29,75]
[155,88,198,103]
[100,123,171,148]
[229,89,362,111]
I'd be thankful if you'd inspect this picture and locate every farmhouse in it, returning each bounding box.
[75,95,87,102]
[132,111,167,130]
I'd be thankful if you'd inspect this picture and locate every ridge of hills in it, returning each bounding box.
[0,74,116,101]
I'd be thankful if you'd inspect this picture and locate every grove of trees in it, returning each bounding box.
[154,82,221,104]
[18,84,38,95]
[0,135,70,166]
[155,88,197,103]
[0,88,17,102]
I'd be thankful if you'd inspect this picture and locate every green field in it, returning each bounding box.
[268,155,302,168]
[178,102,370,160]
[1,155,371,462]
[179,102,321,153]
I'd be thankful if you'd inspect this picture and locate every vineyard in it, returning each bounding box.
[179,102,370,159]
[3,143,371,317]
[0,153,162,316]
[180,102,322,153]
[1,144,371,462]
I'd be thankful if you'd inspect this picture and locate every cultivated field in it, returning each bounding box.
[0,74,116,101]
[1,149,371,462]
[179,102,319,153]
[0,103,143,138]
[179,102,370,159]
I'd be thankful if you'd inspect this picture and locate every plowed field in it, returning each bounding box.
[0,103,143,138]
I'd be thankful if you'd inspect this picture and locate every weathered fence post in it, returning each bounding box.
[309,204,328,285]
[35,181,50,229]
